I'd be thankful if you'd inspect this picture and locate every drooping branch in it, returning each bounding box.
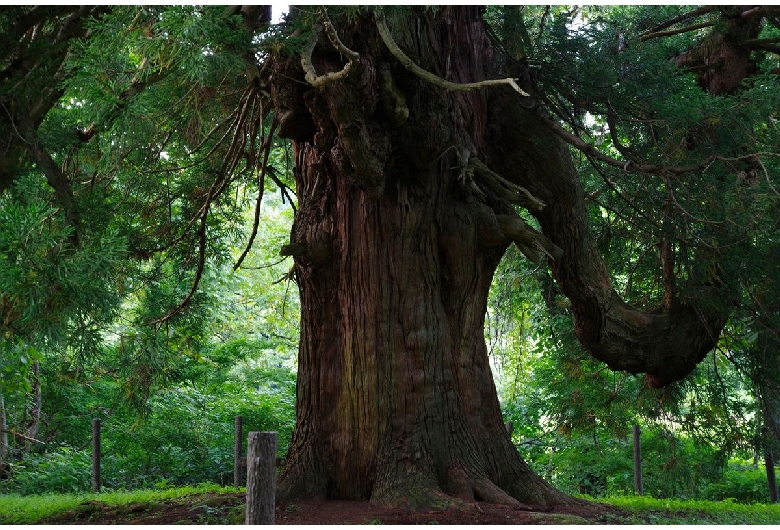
[538,109,778,179]
[150,83,271,325]
[148,191,210,328]
[375,13,530,96]
[234,117,278,271]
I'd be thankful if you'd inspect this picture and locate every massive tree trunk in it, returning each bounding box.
[271,7,568,508]
[268,6,730,507]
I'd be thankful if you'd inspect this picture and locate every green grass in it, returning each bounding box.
[3,487,779,525]
[0,483,242,524]
[596,495,780,524]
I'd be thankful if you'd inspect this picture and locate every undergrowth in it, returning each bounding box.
[2,487,779,525]
[596,495,780,524]
[0,483,242,524]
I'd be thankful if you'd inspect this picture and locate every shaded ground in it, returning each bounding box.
[37,492,628,525]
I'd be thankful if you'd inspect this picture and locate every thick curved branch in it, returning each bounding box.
[1,7,100,193]
[487,96,730,387]
[639,21,714,42]
[636,6,714,40]
[740,36,780,47]
[747,42,780,55]
[375,14,529,96]
[14,110,80,245]
[467,156,545,211]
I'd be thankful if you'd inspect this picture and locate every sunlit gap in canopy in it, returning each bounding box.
[273,5,288,24]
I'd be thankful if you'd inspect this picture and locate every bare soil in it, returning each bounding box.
[37,492,628,525]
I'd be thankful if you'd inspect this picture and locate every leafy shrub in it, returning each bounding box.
[508,421,730,500]
[3,447,91,495]
[94,375,296,489]
[701,465,773,504]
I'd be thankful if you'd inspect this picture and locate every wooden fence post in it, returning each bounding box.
[234,416,243,487]
[245,432,276,525]
[763,426,778,504]
[91,418,101,492]
[633,424,643,496]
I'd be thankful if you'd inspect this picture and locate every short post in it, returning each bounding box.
[633,424,643,496]
[234,415,243,487]
[245,431,276,525]
[91,418,101,492]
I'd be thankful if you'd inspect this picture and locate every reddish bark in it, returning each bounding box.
[271,7,569,508]
[674,6,764,95]
[267,5,736,507]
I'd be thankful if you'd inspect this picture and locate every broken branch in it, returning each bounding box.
[375,13,530,96]
[468,156,545,211]
[301,8,360,87]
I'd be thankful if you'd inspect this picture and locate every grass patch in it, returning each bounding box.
[596,495,780,524]
[0,483,242,524]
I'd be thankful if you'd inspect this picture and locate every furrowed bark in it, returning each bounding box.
[271,6,571,508]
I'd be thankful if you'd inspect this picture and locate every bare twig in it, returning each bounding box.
[1,429,46,445]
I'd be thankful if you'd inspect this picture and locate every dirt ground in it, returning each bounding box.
[38,492,628,525]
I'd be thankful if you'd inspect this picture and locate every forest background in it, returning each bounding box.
[1,4,779,506]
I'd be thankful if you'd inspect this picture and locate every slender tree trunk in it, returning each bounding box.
[755,332,780,503]
[756,339,780,451]
[764,437,778,504]
[272,7,569,508]
[23,361,41,455]
[0,394,8,472]
[633,425,643,496]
